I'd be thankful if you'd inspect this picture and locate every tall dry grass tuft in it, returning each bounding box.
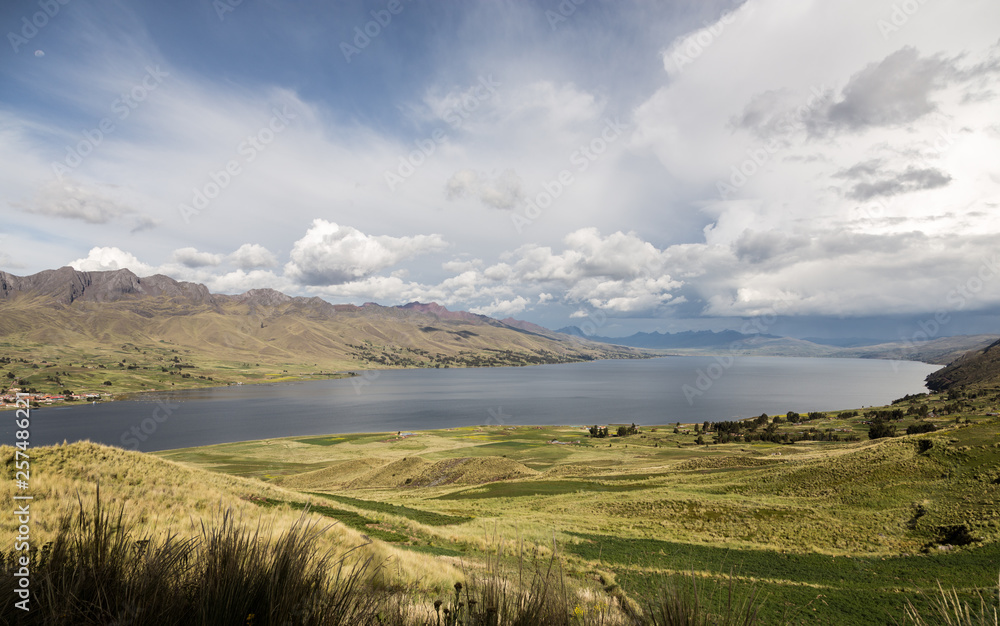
[904,576,1000,626]
[430,544,572,626]
[646,571,762,626]
[0,485,401,625]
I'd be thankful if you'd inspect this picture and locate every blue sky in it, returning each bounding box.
[2,0,999,339]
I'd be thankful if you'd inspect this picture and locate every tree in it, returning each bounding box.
[906,422,937,435]
[696,435,705,445]
[616,423,639,437]
[868,419,896,439]
[590,424,608,439]
[6,371,14,379]
[103,381,113,386]
[589,425,609,438]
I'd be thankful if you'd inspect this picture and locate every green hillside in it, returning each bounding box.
[926,338,1000,391]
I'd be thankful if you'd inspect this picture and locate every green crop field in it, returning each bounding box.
[149,386,1000,624]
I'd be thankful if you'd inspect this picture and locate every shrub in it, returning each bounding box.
[906,423,937,435]
[868,419,896,439]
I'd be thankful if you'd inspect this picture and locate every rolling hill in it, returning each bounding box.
[926,338,1000,391]
[0,267,646,396]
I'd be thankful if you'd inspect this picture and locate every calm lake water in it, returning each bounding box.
[18,356,940,452]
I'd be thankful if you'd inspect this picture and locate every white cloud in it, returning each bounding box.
[311,275,434,304]
[172,247,222,268]
[483,263,513,281]
[17,180,157,232]
[492,228,683,313]
[512,228,673,284]
[629,0,1000,319]
[424,80,602,136]
[566,276,683,313]
[0,252,22,270]
[284,219,448,286]
[206,269,287,295]
[442,259,481,274]
[445,169,524,210]
[68,246,156,274]
[230,243,278,270]
[470,296,530,318]
[5,1,1000,331]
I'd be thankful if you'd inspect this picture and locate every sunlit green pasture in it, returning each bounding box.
[156,389,1000,624]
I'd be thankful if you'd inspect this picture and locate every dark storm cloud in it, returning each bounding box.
[734,47,997,140]
[824,47,956,131]
[844,166,952,200]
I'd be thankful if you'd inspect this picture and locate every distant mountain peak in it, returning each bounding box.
[0,268,514,328]
[397,301,485,323]
[500,317,552,334]
[0,266,210,305]
[399,301,449,314]
[233,288,293,307]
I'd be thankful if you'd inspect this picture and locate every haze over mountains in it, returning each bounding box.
[558,324,999,366]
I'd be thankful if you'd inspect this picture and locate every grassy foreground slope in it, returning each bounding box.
[0,441,464,591]
[157,387,1000,624]
[1,440,645,624]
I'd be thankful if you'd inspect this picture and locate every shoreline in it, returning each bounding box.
[13,357,939,453]
[2,351,943,412]
[0,351,654,411]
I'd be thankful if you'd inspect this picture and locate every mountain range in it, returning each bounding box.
[557,325,1000,365]
[556,327,782,349]
[0,267,643,376]
[2,267,997,381]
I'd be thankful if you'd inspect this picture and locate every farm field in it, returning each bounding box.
[153,387,1000,624]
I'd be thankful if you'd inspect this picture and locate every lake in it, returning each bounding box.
[16,356,940,452]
